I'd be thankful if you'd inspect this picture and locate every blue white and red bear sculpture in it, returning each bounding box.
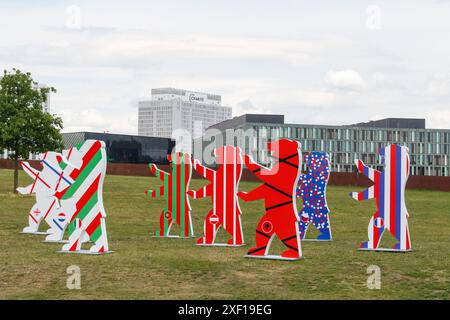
[296,152,332,241]
[350,144,412,252]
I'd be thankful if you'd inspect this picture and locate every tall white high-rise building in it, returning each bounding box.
[138,88,232,152]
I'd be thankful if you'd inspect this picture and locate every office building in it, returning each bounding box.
[138,88,232,153]
[193,114,450,176]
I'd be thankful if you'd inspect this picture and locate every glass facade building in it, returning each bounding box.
[193,114,450,176]
[63,132,175,164]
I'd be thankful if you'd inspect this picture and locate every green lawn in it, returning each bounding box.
[0,168,449,299]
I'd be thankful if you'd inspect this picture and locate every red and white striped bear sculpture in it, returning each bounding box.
[238,139,303,260]
[188,146,244,246]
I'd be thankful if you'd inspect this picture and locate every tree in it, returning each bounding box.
[0,68,64,193]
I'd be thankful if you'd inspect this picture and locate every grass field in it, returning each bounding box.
[0,168,449,299]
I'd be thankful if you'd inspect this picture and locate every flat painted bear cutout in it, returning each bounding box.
[17,152,77,236]
[55,140,111,254]
[350,144,412,252]
[188,146,244,246]
[238,139,302,260]
[296,152,332,241]
[146,152,194,238]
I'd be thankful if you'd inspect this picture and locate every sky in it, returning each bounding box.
[1,0,450,134]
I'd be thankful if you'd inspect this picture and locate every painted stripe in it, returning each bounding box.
[358,160,363,173]
[55,172,64,191]
[406,226,410,250]
[62,149,102,199]
[67,161,103,203]
[390,145,396,235]
[374,170,379,203]
[223,147,227,230]
[363,186,369,200]
[383,147,391,230]
[374,212,380,248]
[233,147,237,244]
[67,147,73,160]
[188,158,194,237]
[180,154,186,236]
[394,146,402,241]
[52,219,63,231]
[69,240,78,252]
[69,174,101,223]
[176,153,181,228]
[21,162,51,188]
[73,192,99,225]
[42,159,72,185]
[69,141,100,180]
[90,224,103,242]
[29,213,38,224]
[163,173,169,235]
[86,212,102,236]
[213,171,216,215]
[57,156,68,170]
[400,150,408,249]
[43,199,56,220]
[30,172,39,194]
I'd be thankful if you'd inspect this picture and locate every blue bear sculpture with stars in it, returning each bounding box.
[296,152,332,241]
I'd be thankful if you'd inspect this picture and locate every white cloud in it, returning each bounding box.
[0,32,327,71]
[324,69,366,92]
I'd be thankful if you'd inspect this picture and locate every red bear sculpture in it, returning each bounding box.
[188,146,244,246]
[238,139,303,260]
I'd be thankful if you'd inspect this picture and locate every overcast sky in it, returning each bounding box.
[1,0,450,133]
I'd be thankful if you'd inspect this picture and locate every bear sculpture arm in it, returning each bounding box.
[355,159,381,178]
[349,186,375,201]
[188,184,212,199]
[237,184,267,202]
[350,159,380,201]
[150,163,169,182]
[16,184,34,195]
[18,161,52,193]
[146,185,165,198]
[20,161,40,180]
[243,154,270,177]
[192,159,215,181]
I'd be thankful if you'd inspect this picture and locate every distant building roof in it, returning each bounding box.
[350,118,426,129]
[151,87,222,103]
[62,131,174,143]
[209,114,427,131]
[208,114,285,131]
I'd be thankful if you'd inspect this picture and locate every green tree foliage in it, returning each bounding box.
[0,68,64,193]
